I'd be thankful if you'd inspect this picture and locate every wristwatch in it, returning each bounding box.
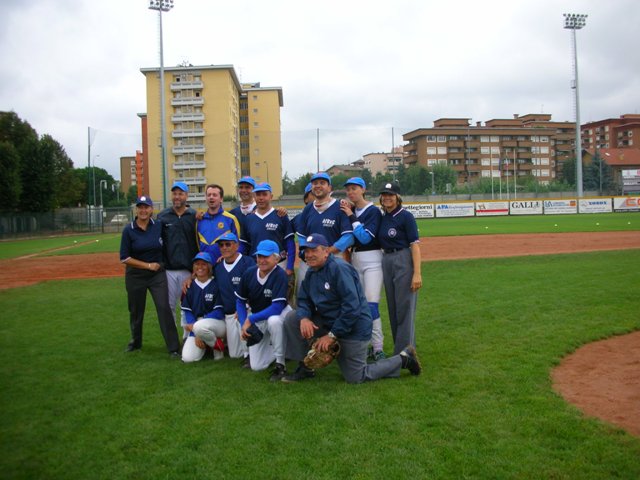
[328,331,337,340]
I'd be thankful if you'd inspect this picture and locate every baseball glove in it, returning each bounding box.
[303,339,341,369]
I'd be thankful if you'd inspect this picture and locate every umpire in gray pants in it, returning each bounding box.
[282,233,421,384]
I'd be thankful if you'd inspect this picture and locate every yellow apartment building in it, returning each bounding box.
[140,64,283,206]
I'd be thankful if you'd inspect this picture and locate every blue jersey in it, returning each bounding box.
[297,255,372,341]
[196,209,241,262]
[296,199,353,247]
[180,278,220,335]
[351,202,382,252]
[241,208,295,257]
[119,218,164,264]
[378,206,420,250]
[213,254,255,314]
[229,203,256,235]
[236,265,288,321]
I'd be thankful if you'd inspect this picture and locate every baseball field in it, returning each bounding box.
[0,213,638,479]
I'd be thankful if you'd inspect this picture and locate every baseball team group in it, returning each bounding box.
[119,172,422,384]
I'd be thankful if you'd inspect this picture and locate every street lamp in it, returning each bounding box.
[429,170,435,195]
[91,154,100,207]
[564,13,588,198]
[99,179,107,207]
[149,0,175,209]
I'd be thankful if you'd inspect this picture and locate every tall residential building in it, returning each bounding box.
[119,156,137,194]
[581,114,640,150]
[140,64,283,205]
[361,147,405,176]
[403,114,575,186]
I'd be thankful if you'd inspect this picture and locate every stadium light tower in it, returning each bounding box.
[564,13,587,198]
[149,0,175,208]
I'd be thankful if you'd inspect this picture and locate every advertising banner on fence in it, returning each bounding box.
[404,203,435,218]
[543,199,577,215]
[435,202,475,218]
[509,200,543,215]
[475,201,510,216]
[578,198,613,214]
[613,196,640,212]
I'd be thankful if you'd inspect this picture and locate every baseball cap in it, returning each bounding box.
[255,240,280,257]
[310,172,331,185]
[253,182,272,193]
[192,252,213,264]
[171,181,189,192]
[344,177,366,189]
[136,195,153,207]
[305,233,329,248]
[379,182,401,195]
[237,176,256,188]
[304,182,313,194]
[216,232,238,243]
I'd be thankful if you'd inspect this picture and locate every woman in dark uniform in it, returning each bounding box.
[378,183,422,355]
[119,196,181,357]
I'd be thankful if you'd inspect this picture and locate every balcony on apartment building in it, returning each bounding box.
[170,81,204,91]
[173,160,206,170]
[171,112,205,122]
[172,128,205,138]
[171,96,204,106]
[176,176,207,186]
[172,144,206,154]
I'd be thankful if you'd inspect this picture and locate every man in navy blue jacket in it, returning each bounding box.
[282,233,422,384]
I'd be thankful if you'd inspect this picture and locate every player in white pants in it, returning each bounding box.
[340,177,385,360]
[181,252,226,363]
[236,240,292,381]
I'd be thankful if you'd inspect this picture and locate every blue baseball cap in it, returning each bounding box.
[216,232,238,243]
[344,177,366,189]
[237,176,256,188]
[136,195,153,207]
[253,182,272,193]
[255,240,280,257]
[305,233,329,248]
[310,172,331,185]
[192,252,213,264]
[304,182,313,194]
[171,181,189,192]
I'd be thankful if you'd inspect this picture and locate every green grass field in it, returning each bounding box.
[1,250,639,479]
[0,213,638,260]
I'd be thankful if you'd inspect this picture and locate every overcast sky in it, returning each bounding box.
[1,0,639,181]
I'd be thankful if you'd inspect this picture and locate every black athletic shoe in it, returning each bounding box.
[125,344,141,352]
[169,351,181,359]
[240,356,251,369]
[281,364,316,383]
[269,363,287,382]
[400,345,422,376]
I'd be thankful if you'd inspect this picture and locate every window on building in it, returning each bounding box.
[253,95,258,100]
[481,147,490,154]
[427,135,436,142]
[253,122,259,127]
[437,135,446,142]
[253,108,258,113]
[481,158,490,166]
[437,147,447,154]
[480,136,490,142]
[449,135,459,140]
[427,147,436,155]
[540,146,549,154]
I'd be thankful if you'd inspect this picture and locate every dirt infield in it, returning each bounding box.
[0,230,638,436]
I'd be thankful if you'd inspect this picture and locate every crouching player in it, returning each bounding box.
[236,240,292,381]
[180,252,225,363]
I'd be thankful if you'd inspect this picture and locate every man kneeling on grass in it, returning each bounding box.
[282,233,421,384]
[181,252,226,363]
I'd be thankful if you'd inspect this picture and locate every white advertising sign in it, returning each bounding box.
[285,208,304,220]
[475,201,509,216]
[578,198,613,214]
[509,200,543,215]
[613,196,640,212]
[435,202,475,218]
[543,199,578,215]
[404,203,435,219]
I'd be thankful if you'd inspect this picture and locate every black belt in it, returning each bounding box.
[353,246,380,253]
[383,248,406,254]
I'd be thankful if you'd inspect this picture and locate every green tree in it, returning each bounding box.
[431,163,457,194]
[127,185,138,205]
[584,152,616,194]
[0,141,22,211]
[562,158,576,187]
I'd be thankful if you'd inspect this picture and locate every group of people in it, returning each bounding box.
[119,172,423,384]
